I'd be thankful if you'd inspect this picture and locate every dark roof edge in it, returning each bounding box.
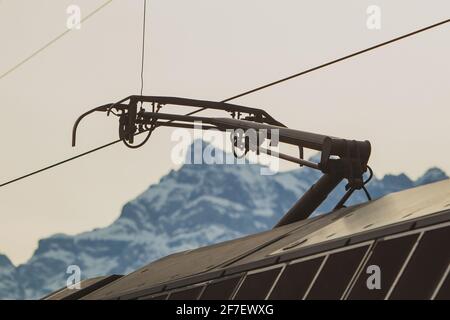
[102,208,450,300]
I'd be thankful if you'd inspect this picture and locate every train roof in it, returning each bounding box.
[45,179,450,300]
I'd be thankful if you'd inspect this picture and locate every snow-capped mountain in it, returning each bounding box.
[0,254,23,299]
[0,141,448,299]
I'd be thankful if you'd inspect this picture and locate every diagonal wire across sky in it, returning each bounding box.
[0,1,448,189]
[0,0,114,81]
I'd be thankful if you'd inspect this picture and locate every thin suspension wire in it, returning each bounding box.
[0,139,121,188]
[222,18,450,103]
[0,0,114,81]
[140,0,147,97]
[1,18,449,188]
[123,0,149,149]
[157,18,450,116]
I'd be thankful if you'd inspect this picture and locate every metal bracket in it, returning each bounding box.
[72,95,372,227]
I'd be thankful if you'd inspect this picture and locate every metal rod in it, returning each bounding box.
[274,172,344,227]
[258,147,320,169]
[333,187,356,211]
[131,95,286,127]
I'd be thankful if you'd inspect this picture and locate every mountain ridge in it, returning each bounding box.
[0,141,447,299]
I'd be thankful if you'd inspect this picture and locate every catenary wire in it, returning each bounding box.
[0,0,114,81]
[0,18,449,188]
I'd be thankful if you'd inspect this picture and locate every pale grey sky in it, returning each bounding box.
[0,0,449,265]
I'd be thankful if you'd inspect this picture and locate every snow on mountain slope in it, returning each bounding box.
[1,141,448,299]
[0,254,23,300]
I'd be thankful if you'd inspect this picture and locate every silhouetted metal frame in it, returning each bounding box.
[72,96,371,226]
